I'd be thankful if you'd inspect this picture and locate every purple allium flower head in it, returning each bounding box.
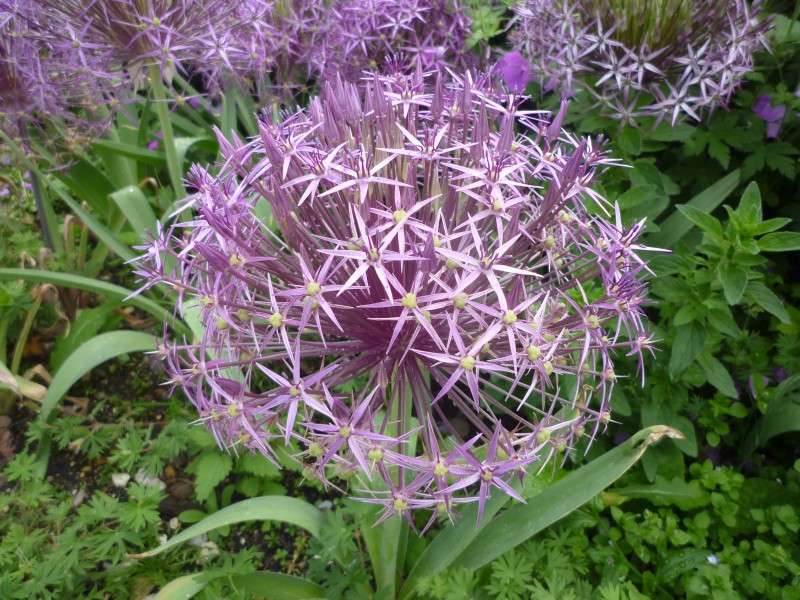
[510,0,772,125]
[135,69,660,523]
[0,0,114,140]
[495,51,532,94]
[753,94,787,139]
[32,0,271,88]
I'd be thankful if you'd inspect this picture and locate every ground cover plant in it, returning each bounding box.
[0,0,799,599]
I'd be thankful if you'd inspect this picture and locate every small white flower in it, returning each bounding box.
[707,554,720,566]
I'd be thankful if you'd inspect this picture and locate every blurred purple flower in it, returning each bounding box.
[135,69,660,522]
[753,94,787,139]
[495,51,532,94]
[510,0,772,126]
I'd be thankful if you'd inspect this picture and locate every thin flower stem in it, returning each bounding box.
[149,66,185,200]
[10,289,44,375]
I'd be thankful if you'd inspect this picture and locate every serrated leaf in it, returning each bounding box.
[745,280,791,324]
[669,321,707,378]
[758,232,800,252]
[190,452,233,502]
[696,352,737,398]
[237,452,281,479]
[707,139,730,169]
[717,264,748,305]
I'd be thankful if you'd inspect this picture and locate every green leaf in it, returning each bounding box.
[617,129,642,155]
[758,232,800,252]
[33,331,157,475]
[745,280,791,324]
[0,269,175,328]
[190,452,233,502]
[658,549,713,584]
[399,426,679,597]
[450,427,679,572]
[110,185,158,236]
[611,476,706,510]
[669,321,707,378]
[675,205,723,239]
[617,186,655,210]
[717,264,748,305]
[752,217,792,236]
[696,352,738,398]
[40,331,155,422]
[51,304,121,372]
[649,170,740,248]
[228,572,326,599]
[743,374,800,457]
[128,497,324,559]
[737,182,762,224]
[92,139,167,166]
[152,573,207,600]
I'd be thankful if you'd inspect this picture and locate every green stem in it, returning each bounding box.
[16,121,63,254]
[10,290,43,375]
[149,66,185,200]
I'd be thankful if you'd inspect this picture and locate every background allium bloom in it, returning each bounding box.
[137,69,658,523]
[0,0,112,138]
[510,0,771,125]
[33,0,271,87]
[495,50,532,94]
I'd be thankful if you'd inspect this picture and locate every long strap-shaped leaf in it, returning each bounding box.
[0,269,173,326]
[399,425,679,598]
[153,571,325,600]
[33,331,157,475]
[129,496,324,559]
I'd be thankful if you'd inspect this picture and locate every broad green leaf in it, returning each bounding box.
[617,128,642,155]
[742,374,800,457]
[175,137,216,171]
[128,497,324,559]
[92,139,166,166]
[33,331,156,475]
[669,321,707,378]
[706,307,740,338]
[228,572,326,599]
[676,205,723,239]
[650,170,740,248]
[745,280,791,324]
[736,182,762,224]
[758,231,800,252]
[399,426,678,597]
[658,549,713,584]
[611,476,706,510]
[448,426,680,572]
[39,331,155,422]
[110,185,158,236]
[617,186,655,210]
[0,269,174,326]
[51,304,121,372]
[152,573,207,600]
[717,264,748,305]
[696,352,737,398]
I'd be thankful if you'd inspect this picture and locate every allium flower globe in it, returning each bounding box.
[136,69,659,525]
[510,0,771,125]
